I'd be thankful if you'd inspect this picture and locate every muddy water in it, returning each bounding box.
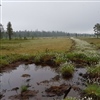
[0,64,87,100]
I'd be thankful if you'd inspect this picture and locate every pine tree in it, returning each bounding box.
[7,22,13,40]
[93,23,100,38]
[0,24,4,39]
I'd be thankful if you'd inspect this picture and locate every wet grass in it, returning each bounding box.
[60,63,74,77]
[67,53,100,65]
[33,51,100,68]
[34,52,68,66]
[0,37,73,67]
[2,37,99,68]
[87,65,100,77]
[0,54,34,67]
[83,84,100,99]
[80,38,100,50]
[0,37,73,55]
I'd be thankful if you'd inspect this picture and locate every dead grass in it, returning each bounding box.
[0,37,73,56]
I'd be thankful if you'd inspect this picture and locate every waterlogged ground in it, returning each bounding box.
[0,64,86,100]
[0,37,100,100]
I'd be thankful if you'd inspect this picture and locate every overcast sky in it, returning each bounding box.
[1,1,100,33]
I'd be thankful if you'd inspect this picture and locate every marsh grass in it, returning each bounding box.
[54,53,68,65]
[67,53,100,65]
[84,84,100,98]
[87,66,100,77]
[0,54,33,67]
[67,53,87,61]
[34,51,55,61]
[0,37,73,55]
[0,37,73,67]
[80,38,100,50]
[60,63,74,77]
[34,52,68,66]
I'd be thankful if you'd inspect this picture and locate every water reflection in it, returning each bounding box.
[0,64,87,100]
[22,64,30,71]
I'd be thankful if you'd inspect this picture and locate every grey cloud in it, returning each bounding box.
[2,2,100,33]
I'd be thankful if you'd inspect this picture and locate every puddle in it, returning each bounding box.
[0,64,87,100]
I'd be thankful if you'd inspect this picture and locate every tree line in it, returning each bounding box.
[0,22,100,40]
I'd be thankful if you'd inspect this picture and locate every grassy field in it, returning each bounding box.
[0,37,73,56]
[0,37,74,67]
[80,38,100,49]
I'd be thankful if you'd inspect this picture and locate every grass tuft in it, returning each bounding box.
[60,63,74,77]
[87,66,100,77]
[20,85,28,92]
[84,84,100,98]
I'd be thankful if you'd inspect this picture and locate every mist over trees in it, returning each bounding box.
[1,30,95,39]
[0,22,98,39]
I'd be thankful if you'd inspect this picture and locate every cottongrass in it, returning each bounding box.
[87,66,100,77]
[70,37,100,58]
[79,97,92,100]
[86,77,100,85]
[53,96,93,100]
